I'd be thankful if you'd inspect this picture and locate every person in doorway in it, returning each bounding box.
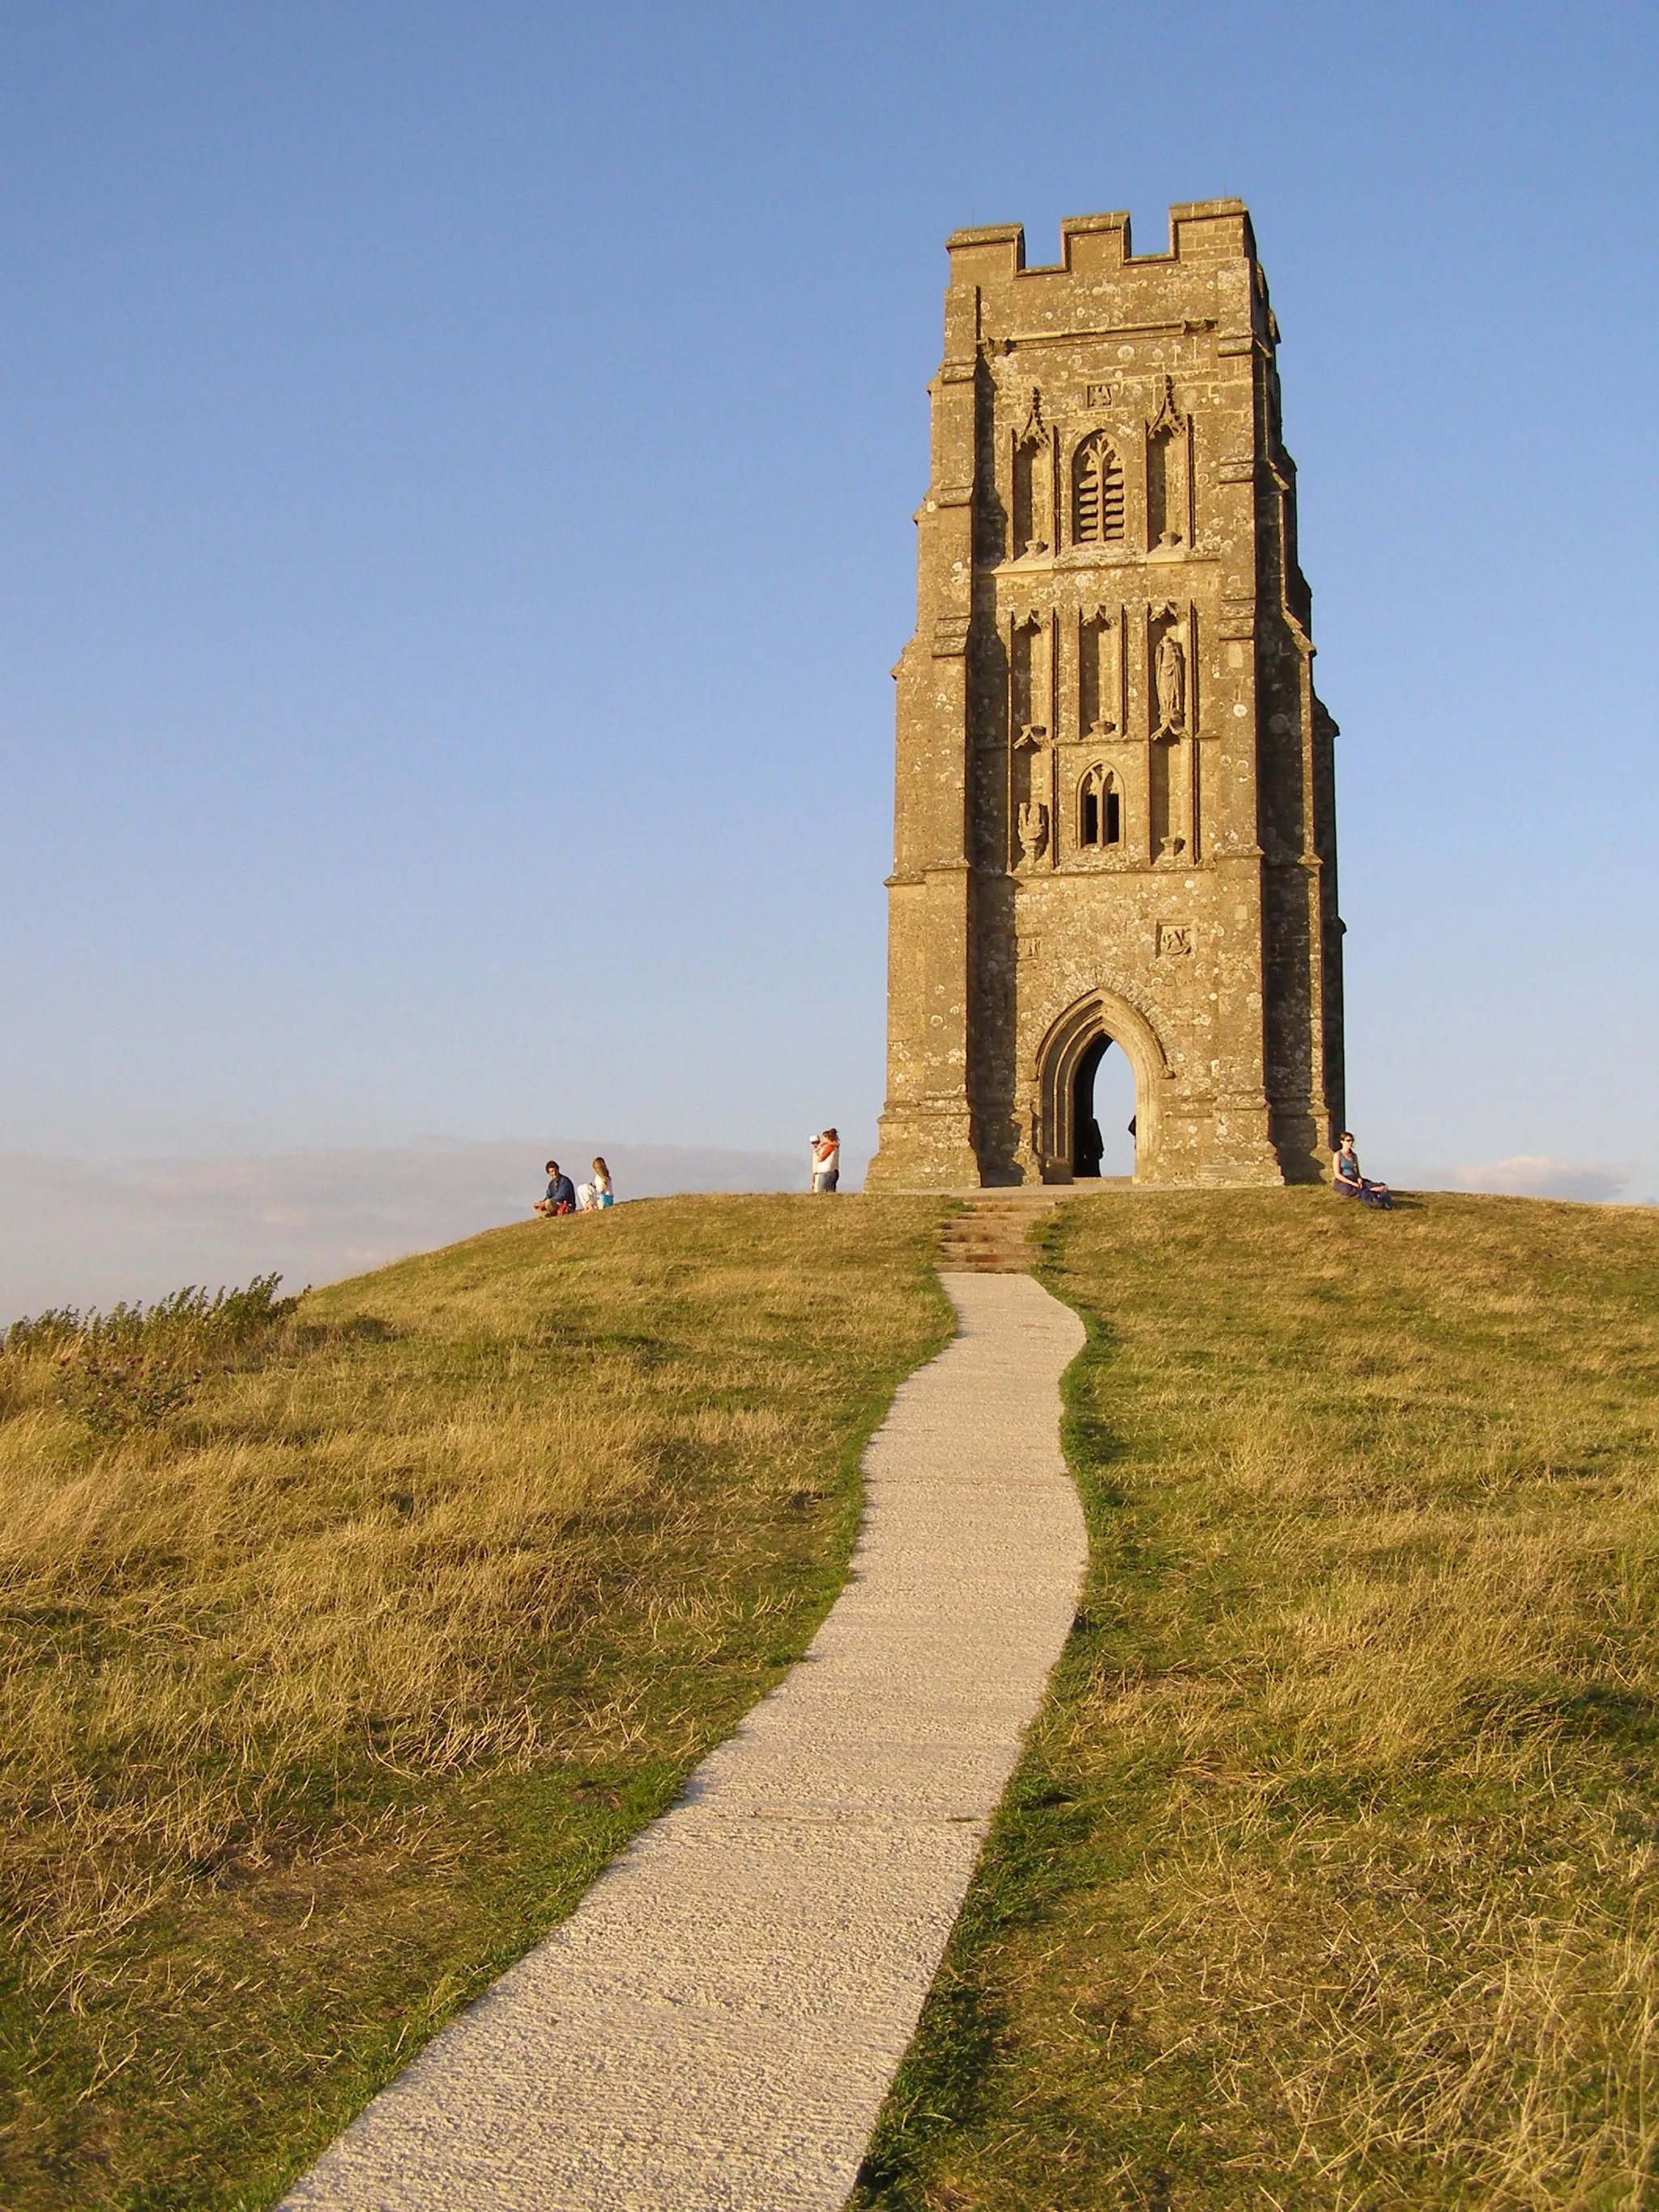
[1077,1115,1105,1177]
[810,1130,841,1193]
[1333,1132,1391,1209]
[534,1160,578,1217]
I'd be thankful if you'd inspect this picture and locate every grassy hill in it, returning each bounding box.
[0,1193,949,2212]
[856,1188,1659,2210]
[8,1184,1657,2210]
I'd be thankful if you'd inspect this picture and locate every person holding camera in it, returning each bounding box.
[810,1130,840,1193]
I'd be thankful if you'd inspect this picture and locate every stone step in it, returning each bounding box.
[937,1192,1068,1274]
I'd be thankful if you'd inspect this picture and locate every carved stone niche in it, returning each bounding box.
[1157,922,1194,957]
[1149,606,1188,740]
[1008,607,1047,743]
[1146,375,1190,552]
[1007,607,1051,872]
[1010,390,1051,558]
[1078,603,1121,738]
[1146,603,1193,866]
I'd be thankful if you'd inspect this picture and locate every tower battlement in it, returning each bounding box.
[867,202,1344,1191]
[946,200,1256,284]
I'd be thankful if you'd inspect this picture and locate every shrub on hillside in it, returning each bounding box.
[3,1274,301,1436]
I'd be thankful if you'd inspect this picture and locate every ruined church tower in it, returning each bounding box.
[866,202,1344,1190]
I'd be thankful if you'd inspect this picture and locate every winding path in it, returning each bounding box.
[279,1268,1085,2212]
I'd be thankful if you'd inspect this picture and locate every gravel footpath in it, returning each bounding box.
[279,1269,1085,2212]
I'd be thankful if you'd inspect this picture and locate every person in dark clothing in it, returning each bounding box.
[534,1160,578,1217]
[1077,1115,1105,1176]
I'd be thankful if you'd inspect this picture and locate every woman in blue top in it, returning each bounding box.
[1333,1132,1391,1208]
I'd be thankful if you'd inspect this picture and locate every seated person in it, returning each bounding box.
[533,1160,578,1217]
[1333,1132,1391,1208]
[576,1157,615,1211]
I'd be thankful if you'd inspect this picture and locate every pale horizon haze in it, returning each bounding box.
[3,2,1656,1317]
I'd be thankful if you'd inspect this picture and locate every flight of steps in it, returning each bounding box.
[936,1190,1068,1273]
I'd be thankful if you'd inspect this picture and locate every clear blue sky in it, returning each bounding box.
[3,2,1656,1213]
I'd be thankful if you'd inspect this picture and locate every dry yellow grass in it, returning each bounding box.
[858,1188,1659,2211]
[0,1191,949,2210]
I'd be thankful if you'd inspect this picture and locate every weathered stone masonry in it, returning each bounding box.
[866,202,1345,1190]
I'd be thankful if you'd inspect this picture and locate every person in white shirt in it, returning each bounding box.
[810,1130,840,1193]
[577,1157,616,1211]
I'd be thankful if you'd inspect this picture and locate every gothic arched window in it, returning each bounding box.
[1079,767,1121,850]
[1072,436,1125,546]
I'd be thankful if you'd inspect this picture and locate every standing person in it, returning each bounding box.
[810,1130,841,1193]
[534,1160,578,1217]
[1077,1115,1105,1177]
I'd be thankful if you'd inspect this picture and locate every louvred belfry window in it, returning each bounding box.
[1072,436,1125,546]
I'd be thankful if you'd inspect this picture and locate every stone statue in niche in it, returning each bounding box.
[1017,799,1050,863]
[1154,628,1186,738]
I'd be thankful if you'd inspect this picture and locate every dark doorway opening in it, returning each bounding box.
[1071,1035,1137,1178]
[1071,1037,1107,1176]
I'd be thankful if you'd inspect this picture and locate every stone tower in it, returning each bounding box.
[866,202,1344,1190]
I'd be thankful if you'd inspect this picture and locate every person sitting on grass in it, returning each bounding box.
[577,1157,615,1211]
[1333,1131,1392,1209]
[534,1160,578,1217]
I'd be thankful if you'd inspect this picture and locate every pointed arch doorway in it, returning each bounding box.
[1035,988,1169,1184]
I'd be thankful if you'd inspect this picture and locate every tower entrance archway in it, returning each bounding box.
[1036,988,1168,1183]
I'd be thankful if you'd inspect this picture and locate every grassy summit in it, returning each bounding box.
[9,1183,1656,2210]
[0,1193,949,2212]
[857,1188,1659,2210]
